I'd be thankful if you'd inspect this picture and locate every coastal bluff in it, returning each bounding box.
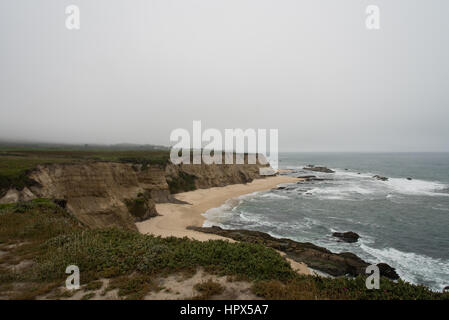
[0,161,268,230]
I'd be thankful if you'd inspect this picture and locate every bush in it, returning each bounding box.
[167,172,197,193]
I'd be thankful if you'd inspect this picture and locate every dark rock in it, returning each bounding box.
[332,231,360,243]
[377,263,400,280]
[276,186,286,190]
[443,286,449,292]
[297,175,331,182]
[373,175,389,181]
[187,226,399,280]
[407,177,413,181]
[53,199,67,209]
[303,166,335,174]
[297,175,317,179]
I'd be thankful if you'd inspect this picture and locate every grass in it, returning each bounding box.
[0,200,448,300]
[0,149,170,195]
[0,200,294,299]
[252,276,449,300]
[85,280,103,291]
[107,274,161,300]
[81,292,95,300]
[0,198,80,245]
[32,229,295,284]
[193,279,225,299]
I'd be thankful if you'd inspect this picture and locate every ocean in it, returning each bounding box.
[203,153,449,291]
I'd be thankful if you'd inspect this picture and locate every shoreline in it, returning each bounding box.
[136,175,299,240]
[136,175,311,275]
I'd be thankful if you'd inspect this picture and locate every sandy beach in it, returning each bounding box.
[136,175,311,275]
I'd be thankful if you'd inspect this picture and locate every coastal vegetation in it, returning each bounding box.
[167,171,197,194]
[0,148,170,196]
[1,199,448,300]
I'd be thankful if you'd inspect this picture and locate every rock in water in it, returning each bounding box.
[373,175,389,181]
[297,175,331,182]
[332,231,360,243]
[377,263,400,280]
[303,166,335,173]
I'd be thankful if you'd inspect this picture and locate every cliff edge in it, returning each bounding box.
[0,161,268,230]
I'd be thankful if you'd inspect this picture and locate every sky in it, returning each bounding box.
[1,0,448,152]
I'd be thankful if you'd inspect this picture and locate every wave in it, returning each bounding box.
[304,185,374,200]
[259,193,290,200]
[384,178,449,197]
[334,169,375,179]
[202,194,251,226]
[360,244,449,291]
[292,166,449,198]
[334,168,449,196]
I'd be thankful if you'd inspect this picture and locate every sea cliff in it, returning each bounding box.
[0,161,268,230]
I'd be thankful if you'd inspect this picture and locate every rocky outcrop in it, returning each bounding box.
[303,165,335,174]
[373,175,388,181]
[0,161,267,230]
[377,263,400,280]
[332,231,360,243]
[297,175,331,182]
[0,188,36,203]
[188,226,400,280]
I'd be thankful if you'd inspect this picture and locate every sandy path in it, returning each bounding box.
[136,175,311,275]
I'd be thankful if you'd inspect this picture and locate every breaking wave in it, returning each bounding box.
[360,244,449,291]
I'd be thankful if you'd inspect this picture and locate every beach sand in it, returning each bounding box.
[136,175,311,275]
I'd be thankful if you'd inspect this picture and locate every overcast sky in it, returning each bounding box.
[1,0,448,151]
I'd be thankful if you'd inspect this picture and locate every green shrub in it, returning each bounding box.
[193,279,225,299]
[252,275,449,300]
[167,172,197,193]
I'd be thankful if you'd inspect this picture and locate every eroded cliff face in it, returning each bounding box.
[27,162,168,230]
[0,161,267,230]
[166,162,264,189]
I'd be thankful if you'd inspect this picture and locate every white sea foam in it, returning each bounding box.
[259,193,290,200]
[384,178,449,197]
[307,166,449,198]
[360,244,449,291]
[306,185,374,200]
[202,195,249,226]
[334,169,374,179]
[432,205,449,212]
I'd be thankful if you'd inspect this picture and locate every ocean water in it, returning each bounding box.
[203,153,449,291]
